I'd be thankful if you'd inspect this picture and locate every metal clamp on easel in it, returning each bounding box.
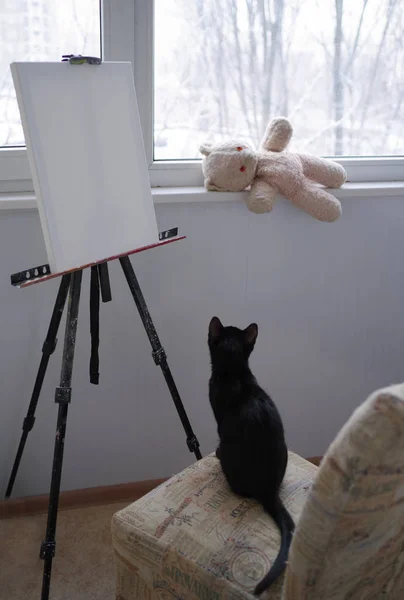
[61,54,102,65]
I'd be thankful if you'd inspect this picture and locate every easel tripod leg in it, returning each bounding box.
[40,270,82,600]
[119,256,202,460]
[5,274,71,499]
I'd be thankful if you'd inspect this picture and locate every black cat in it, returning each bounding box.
[208,317,294,596]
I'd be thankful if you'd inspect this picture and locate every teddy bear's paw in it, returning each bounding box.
[331,164,347,188]
[261,118,293,153]
[322,161,347,188]
[246,180,277,214]
[246,196,274,214]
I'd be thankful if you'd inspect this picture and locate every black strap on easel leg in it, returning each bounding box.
[5,274,71,500]
[119,255,202,460]
[40,270,82,600]
[97,262,112,303]
[89,262,111,384]
[89,266,100,385]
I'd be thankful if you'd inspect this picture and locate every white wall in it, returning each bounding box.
[1,195,404,497]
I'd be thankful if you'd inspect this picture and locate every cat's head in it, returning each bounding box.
[208,317,258,365]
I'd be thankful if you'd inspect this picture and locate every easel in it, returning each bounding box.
[5,232,202,600]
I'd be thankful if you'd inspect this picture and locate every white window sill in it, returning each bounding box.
[1,181,404,211]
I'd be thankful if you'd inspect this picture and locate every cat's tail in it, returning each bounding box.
[254,497,295,596]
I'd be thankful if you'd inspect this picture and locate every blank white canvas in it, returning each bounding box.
[11,61,159,273]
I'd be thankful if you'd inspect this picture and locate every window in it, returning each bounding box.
[1,0,403,194]
[0,1,101,147]
[154,0,404,160]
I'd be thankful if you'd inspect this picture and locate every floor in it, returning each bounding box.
[1,501,127,600]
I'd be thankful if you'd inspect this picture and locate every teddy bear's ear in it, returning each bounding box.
[199,143,213,156]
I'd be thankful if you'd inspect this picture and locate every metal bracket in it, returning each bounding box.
[186,436,200,453]
[159,227,178,241]
[40,540,56,560]
[54,387,72,404]
[152,347,166,366]
[11,264,51,287]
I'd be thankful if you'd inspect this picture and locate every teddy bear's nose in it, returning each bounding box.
[240,166,246,172]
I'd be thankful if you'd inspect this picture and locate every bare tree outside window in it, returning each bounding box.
[0,0,100,147]
[1,1,402,160]
[154,0,404,159]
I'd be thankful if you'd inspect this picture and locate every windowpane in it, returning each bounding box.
[154,0,404,160]
[0,1,101,147]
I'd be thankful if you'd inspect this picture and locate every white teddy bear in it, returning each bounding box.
[200,117,346,222]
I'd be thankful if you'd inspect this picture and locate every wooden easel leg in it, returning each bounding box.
[40,270,83,600]
[119,255,202,460]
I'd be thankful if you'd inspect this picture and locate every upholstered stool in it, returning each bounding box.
[111,451,317,600]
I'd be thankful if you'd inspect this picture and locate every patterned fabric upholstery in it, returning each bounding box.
[283,384,404,599]
[112,385,404,600]
[111,451,317,599]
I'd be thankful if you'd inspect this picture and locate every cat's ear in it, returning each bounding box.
[209,317,223,341]
[244,323,258,345]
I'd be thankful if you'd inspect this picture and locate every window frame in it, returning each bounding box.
[0,0,403,194]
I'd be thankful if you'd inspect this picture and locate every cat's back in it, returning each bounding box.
[239,383,284,434]
[219,382,287,485]
[217,377,284,441]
